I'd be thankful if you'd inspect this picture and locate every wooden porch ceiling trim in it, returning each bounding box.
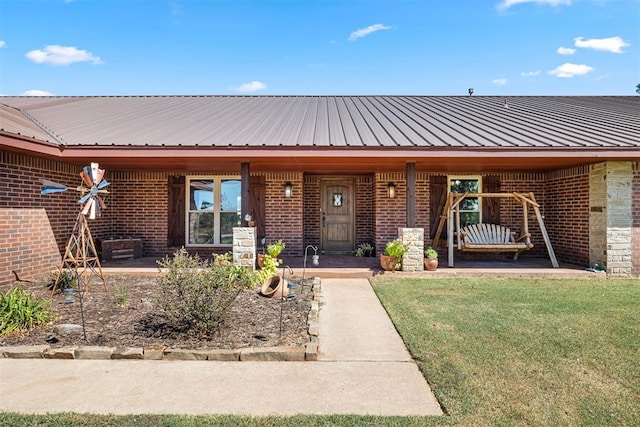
[2,135,639,173]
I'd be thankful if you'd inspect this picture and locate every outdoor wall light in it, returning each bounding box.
[388,182,396,199]
[284,182,293,198]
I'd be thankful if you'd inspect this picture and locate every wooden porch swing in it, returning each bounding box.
[432,192,559,268]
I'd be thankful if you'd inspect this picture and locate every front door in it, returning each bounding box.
[321,178,354,253]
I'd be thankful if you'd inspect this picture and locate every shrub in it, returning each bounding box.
[156,248,257,337]
[0,287,54,336]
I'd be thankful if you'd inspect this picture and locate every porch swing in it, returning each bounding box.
[432,192,559,268]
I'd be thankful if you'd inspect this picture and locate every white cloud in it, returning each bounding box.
[498,0,571,10]
[21,89,54,96]
[0,41,6,48]
[348,24,392,41]
[548,63,594,78]
[521,70,541,77]
[557,46,576,55]
[25,45,102,66]
[492,78,508,86]
[233,81,266,93]
[574,36,629,53]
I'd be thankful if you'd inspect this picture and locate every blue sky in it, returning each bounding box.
[0,0,638,96]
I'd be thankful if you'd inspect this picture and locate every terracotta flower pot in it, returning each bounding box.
[424,258,438,271]
[260,275,289,299]
[380,254,398,271]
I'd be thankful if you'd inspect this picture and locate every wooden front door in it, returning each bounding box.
[321,178,354,253]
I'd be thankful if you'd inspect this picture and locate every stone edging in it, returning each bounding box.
[0,278,321,362]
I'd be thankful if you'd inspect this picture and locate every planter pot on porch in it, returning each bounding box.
[424,258,438,271]
[380,254,398,271]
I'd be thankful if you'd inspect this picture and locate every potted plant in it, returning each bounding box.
[424,246,439,271]
[258,239,285,269]
[380,239,409,271]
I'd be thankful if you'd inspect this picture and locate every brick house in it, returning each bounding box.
[1,95,639,284]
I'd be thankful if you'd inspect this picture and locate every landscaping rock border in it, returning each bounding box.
[1,278,321,362]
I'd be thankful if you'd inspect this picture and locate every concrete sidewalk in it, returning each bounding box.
[0,279,443,417]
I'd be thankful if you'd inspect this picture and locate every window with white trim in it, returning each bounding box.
[186,177,241,246]
[448,176,482,227]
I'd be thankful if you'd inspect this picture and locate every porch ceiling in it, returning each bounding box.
[3,134,638,173]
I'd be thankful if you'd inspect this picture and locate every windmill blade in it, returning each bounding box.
[89,199,97,219]
[80,170,93,187]
[39,178,68,195]
[90,163,100,184]
[95,167,105,185]
[97,179,110,190]
[78,193,91,204]
[81,198,94,216]
[97,196,107,210]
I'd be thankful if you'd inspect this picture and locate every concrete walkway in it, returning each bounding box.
[0,279,443,417]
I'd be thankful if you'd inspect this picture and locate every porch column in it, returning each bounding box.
[589,161,633,275]
[406,162,416,227]
[233,227,256,270]
[241,162,250,226]
[399,227,424,271]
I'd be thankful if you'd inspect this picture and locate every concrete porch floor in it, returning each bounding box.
[99,254,599,279]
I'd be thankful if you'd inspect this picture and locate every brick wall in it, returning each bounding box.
[546,167,590,266]
[303,176,321,249]
[355,176,375,248]
[0,208,61,286]
[108,172,168,257]
[500,174,546,258]
[264,172,303,256]
[0,152,102,284]
[375,173,406,254]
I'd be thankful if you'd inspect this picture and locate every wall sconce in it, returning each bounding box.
[387,182,396,199]
[284,182,293,198]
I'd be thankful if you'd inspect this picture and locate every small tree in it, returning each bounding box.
[156,249,256,337]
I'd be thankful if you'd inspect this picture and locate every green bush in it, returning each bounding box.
[156,248,257,337]
[0,287,54,336]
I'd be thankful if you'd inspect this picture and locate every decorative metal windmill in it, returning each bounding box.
[41,162,110,297]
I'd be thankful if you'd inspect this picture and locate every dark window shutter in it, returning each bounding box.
[250,175,266,242]
[482,175,501,224]
[167,176,185,247]
[430,175,448,239]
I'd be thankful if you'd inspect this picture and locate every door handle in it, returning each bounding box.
[322,211,326,227]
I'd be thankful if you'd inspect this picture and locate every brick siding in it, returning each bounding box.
[264,172,303,256]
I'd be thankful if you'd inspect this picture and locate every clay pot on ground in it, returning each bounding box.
[260,275,289,299]
[380,254,398,271]
[257,253,266,269]
[424,258,438,271]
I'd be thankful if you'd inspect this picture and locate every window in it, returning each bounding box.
[187,177,241,246]
[448,176,482,227]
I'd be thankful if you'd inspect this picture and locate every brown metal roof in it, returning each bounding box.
[1,95,638,173]
[1,95,638,148]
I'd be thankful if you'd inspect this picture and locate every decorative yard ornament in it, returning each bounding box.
[40,162,109,298]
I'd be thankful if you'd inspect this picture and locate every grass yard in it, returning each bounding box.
[371,276,640,426]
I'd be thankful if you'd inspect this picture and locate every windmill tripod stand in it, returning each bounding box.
[50,212,108,298]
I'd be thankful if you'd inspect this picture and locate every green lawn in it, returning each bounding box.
[371,276,640,426]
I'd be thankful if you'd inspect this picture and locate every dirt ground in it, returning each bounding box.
[1,273,314,350]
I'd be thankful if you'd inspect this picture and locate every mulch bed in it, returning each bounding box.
[1,274,314,350]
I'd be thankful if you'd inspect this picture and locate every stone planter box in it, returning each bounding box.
[97,237,143,261]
